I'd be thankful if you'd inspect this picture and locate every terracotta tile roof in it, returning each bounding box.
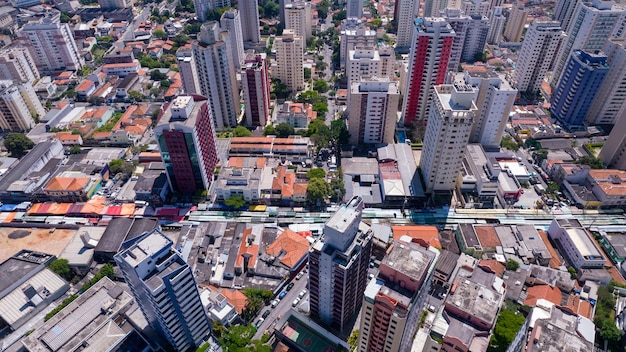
[76,80,95,92]
[235,228,258,269]
[293,183,307,195]
[125,124,147,135]
[92,131,111,139]
[44,177,90,192]
[524,285,562,307]
[589,169,626,196]
[538,230,563,269]
[474,225,501,248]
[55,132,81,141]
[564,295,593,319]
[266,229,310,268]
[391,225,441,248]
[215,288,247,314]
[478,259,505,277]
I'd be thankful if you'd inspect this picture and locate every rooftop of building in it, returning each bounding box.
[341,157,379,176]
[266,229,310,269]
[275,309,349,352]
[391,225,441,248]
[325,196,363,235]
[22,277,134,352]
[447,270,503,327]
[116,228,170,268]
[0,140,62,192]
[589,169,626,196]
[381,242,435,282]
[527,310,594,352]
[94,217,158,256]
[156,95,208,130]
[0,250,54,297]
[434,250,460,277]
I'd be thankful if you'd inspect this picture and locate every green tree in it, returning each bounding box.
[172,33,190,47]
[546,182,560,195]
[224,195,246,209]
[330,173,345,202]
[184,22,202,35]
[574,155,604,169]
[598,318,621,344]
[307,168,326,179]
[275,122,295,137]
[69,145,82,154]
[505,259,519,271]
[4,133,34,157]
[48,259,73,281]
[304,67,311,79]
[315,61,328,73]
[331,120,350,148]
[488,310,526,352]
[312,102,328,115]
[242,288,273,321]
[128,90,144,101]
[150,69,167,81]
[153,29,168,40]
[233,126,253,137]
[263,125,276,136]
[109,159,135,176]
[500,135,520,151]
[370,18,383,28]
[307,177,330,207]
[272,79,290,100]
[307,118,330,147]
[332,10,346,25]
[263,0,280,17]
[347,329,359,351]
[316,0,330,19]
[60,12,71,23]
[535,149,549,161]
[313,79,329,93]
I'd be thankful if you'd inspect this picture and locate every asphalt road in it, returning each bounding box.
[253,270,309,339]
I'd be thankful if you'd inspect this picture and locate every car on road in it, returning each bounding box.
[271,299,279,308]
[254,318,264,328]
[292,297,301,307]
[262,310,270,319]
[298,289,307,298]
[296,271,305,280]
[286,282,295,291]
[278,291,287,299]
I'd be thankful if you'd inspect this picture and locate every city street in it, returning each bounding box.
[253,270,309,339]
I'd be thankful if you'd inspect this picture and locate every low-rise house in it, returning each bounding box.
[115,73,140,98]
[103,61,141,77]
[75,80,96,101]
[200,289,239,327]
[55,131,83,145]
[43,171,101,202]
[275,101,316,129]
[134,169,169,206]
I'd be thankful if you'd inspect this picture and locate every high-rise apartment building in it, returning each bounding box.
[394,0,420,51]
[347,0,363,19]
[420,84,477,193]
[194,0,231,22]
[176,46,201,95]
[285,1,312,41]
[444,9,489,69]
[98,0,132,9]
[347,47,380,86]
[356,242,436,352]
[551,0,626,89]
[0,81,43,132]
[274,30,304,92]
[461,0,490,17]
[154,96,218,193]
[503,5,528,42]
[242,53,271,127]
[599,110,626,169]
[0,47,39,84]
[340,19,377,69]
[238,0,261,47]
[424,0,446,17]
[115,229,210,351]
[309,196,374,333]
[348,77,399,145]
[402,18,455,129]
[586,38,626,125]
[17,13,84,74]
[512,21,564,93]
[551,50,609,128]
[487,6,506,44]
[451,67,517,148]
[553,0,580,31]
[192,22,240,129]
[220,9,245,69]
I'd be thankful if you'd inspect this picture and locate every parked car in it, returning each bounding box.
[279,291,287,299]
[254,318,264,328]
[292,298,301,307]
[262,310,270,319]
[286,282,295,291]
[271,299,279,308]
[296,271,305,280]
[298,289,307,298]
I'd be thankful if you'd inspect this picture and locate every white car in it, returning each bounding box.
[298,289,307,298]
[271,299,279,308]
[292,297,301,307]
[296,271,305,280]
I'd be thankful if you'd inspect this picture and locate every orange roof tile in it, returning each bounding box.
[56,132,81,141]
[538,230,563,269]
[391,225,441,248]
[293,183,307,195]
[44,177,90,192]
[76,80,95,92]
[215,288,248,314]
[564,295,593,319]
[125,125,147,135]
[266,229,310,268]
[524,285,562,307]
[92,131,111,139]
[235,228,259,269]
[478,259,505,277]
[474,225,501,248]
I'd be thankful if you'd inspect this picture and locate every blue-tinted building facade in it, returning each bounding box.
[551,50,609,129]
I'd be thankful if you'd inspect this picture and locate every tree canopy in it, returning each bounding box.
[307,168,326,179]
[488,309,526,352]
[263,125,276,136]
[4,133,34,157]
[505,259,519,271]
[233,126,253,137]
[307,177,330,208]
[574,156,604,169]
[48,259,73,281]
[224,195,246,209]
[275,123,295,138]
[313,79,329,93]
